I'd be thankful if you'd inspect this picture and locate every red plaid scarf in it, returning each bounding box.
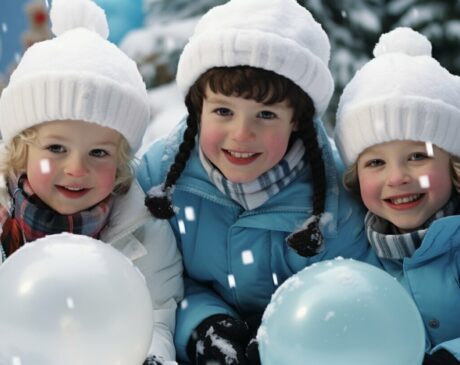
[1,176,113,258]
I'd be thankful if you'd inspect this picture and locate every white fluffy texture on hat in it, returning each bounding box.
[176,0,334,117]
[373,27,431,58]
[0,0,149,152]
[51,0,109,39]
[335,27,460,167]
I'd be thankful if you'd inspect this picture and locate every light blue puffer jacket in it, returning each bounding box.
[137,119,380,361]
[379,215,460,360]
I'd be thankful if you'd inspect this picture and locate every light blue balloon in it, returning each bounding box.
[259,259,425,365]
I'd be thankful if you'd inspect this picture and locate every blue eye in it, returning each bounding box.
[258,110,276,119]
[366,159,384,167]
[214,107,233,117]
[90,149,109,158]
[409,152,427,161]
[47,144,66,153]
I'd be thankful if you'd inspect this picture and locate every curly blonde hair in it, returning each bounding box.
[0,126,136,195]
[343,155,460,196]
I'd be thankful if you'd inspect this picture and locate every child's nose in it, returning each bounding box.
[387,164,411,187]
[64,154,89,177]
[232,118,255,142]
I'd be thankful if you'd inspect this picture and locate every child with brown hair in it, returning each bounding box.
[137,0,379,363]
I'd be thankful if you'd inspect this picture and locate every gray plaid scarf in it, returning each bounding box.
[365,195,459,259]
[199,139,305,210]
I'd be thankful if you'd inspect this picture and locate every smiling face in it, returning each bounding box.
[199,85,296,183]
[26,120,121,215]
[357,140,453,233]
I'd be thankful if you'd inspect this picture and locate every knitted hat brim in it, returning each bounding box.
[0,72,149,151]
[176,29,334,117]
[335,95,460,166]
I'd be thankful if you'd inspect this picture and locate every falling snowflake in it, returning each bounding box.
[178,219,186,234]
[40,158,50,174]
[241,250,254,265]
[425,141,434,156]
[272,273,279,286]
[227,274,236,288]
[184,206,195,221]
[180,299,188,310]
[419,175,430,189]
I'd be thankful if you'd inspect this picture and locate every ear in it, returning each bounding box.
[292,119,299,132]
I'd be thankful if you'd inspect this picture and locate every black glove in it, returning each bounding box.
[245,336,261,365]
[143,355,165,365]
[186,314,251,365]
[423,349,460,365]
[244,313,262,365]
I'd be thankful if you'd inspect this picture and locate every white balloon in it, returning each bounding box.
[0,233,153,365]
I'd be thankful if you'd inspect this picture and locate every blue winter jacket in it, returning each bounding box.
[379,215,460,360]
[137,118,380,361]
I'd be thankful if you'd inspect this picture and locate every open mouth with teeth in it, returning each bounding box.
[384,193,424,208]
[56,185,89,198]
[223,149,261,164]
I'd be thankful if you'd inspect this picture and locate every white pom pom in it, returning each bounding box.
[50,0,109,39]
[373,27,431,58]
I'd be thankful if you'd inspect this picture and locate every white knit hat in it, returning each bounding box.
[175,0,334,117]
[335,27,460,167]
[0,0,149,152]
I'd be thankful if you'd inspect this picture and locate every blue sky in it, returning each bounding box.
[0,0,30,75]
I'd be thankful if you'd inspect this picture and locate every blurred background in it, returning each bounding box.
[1,0,459,144]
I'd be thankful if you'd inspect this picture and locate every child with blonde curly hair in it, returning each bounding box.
[0,0,183,363]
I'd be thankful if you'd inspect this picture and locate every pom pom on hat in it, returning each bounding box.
[335,27,460,167]
[0,0,149,152]
[50,0,109,38]
[176,0,334,117]
[373,27,431,58]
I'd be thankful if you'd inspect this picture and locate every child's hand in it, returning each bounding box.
[423,349,460,365]
[187,314,251,365]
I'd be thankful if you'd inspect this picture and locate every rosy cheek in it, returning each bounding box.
[200,127,222,154]
[359,178,380,211]
[423,172,452,198]
[27,161,55,196]
[97,166,118,191]
[265,134,288,157]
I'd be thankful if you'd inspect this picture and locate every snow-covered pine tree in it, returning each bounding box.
[299,0,459,127]
[121,0,226,88]
[385,0,460,76]
[144,0,227,25]
[299,0,384,128]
